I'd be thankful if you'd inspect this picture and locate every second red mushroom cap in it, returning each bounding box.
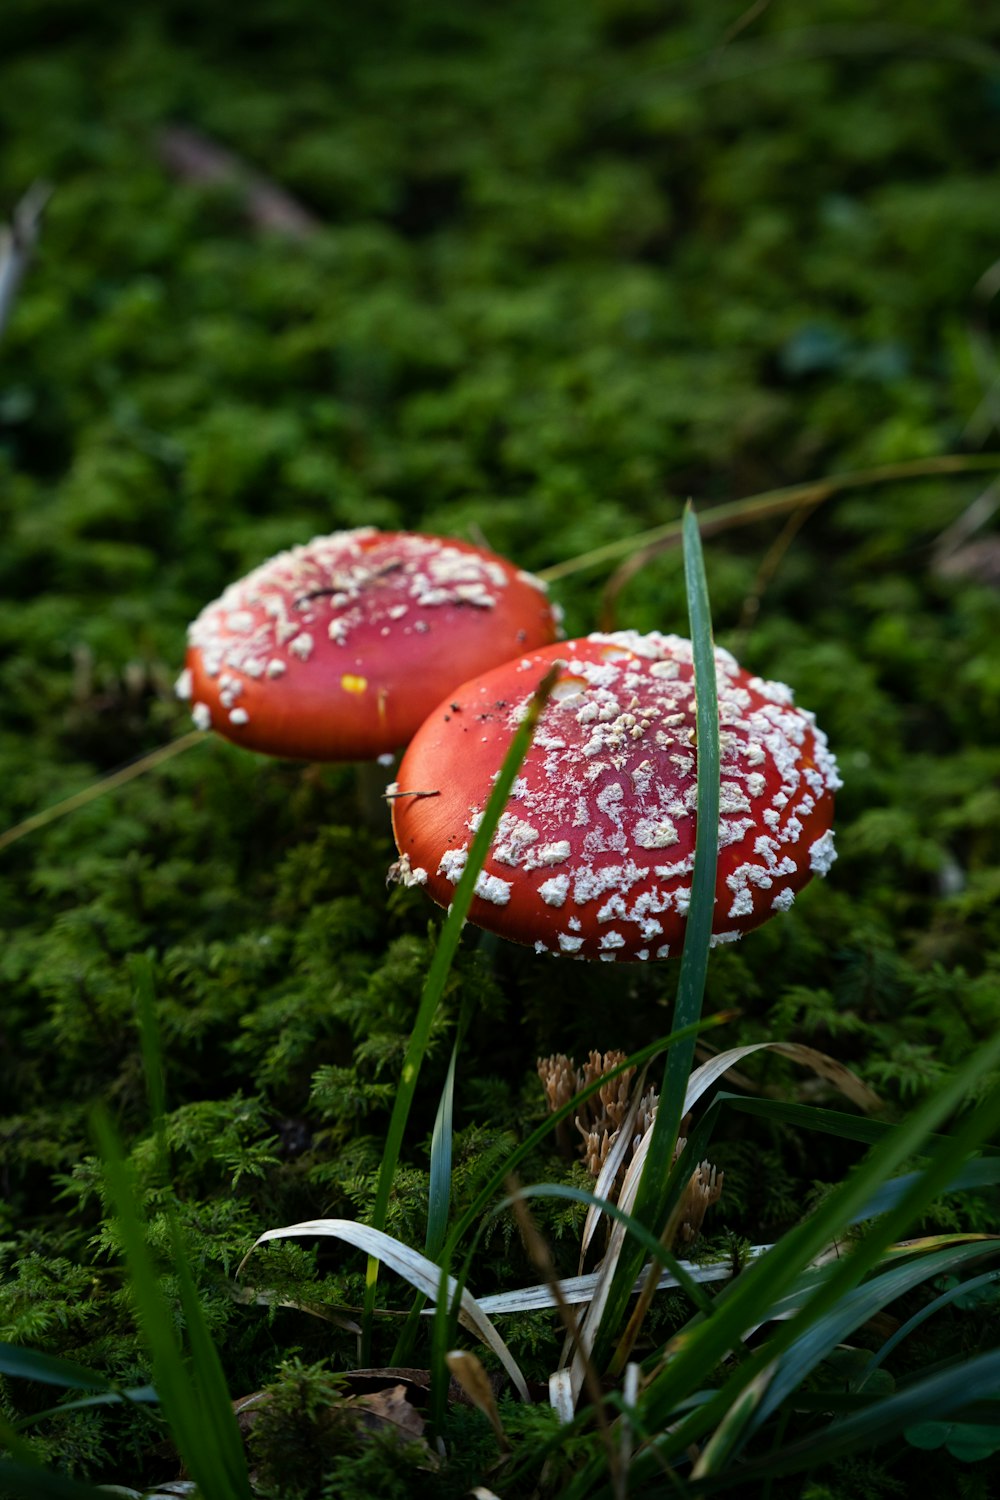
[177,528,560,761]
[390,631,841,960]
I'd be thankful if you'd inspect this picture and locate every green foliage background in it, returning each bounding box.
[1,0,999,1493]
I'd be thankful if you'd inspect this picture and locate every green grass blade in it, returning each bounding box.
[425,1026,461,1262]
[0,1459,109,1500]
[738,1239,1000,1442]
[633,1042,1000,1473]
[92,1107,252,1500]
[0,1345,113,1391]
[13,1387,158,1428]
[591,502,720,1372]
[725,1092,1000,1158]
[860,1265,1000,1385]
[850,1155,1000,1222]
[390,1023,463,1366]
[129,951,166,1150]
[693,1348,1000,1493]
[363,663,560,1358]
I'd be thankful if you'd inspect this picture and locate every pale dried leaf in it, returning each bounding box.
[239,1217,529,1400]
[579,1065,650,1270]
[683,1041,881,1115]
[549,1368,575,1424]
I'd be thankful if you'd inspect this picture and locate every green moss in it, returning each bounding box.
[2,0,1000,1493]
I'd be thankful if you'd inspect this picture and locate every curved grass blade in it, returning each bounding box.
[242,1216,528,1400]
[697,1237,1000,1471]
[689,1347,1000,1494]
[633,1039,1000,1478]
[12,1387,158,1429]
[563,1040,1000,1500]
[717,1095,958,1150]
[0,1459,109,1500]
[685,1042,881,1116]
[362,663,560,1357]
[859,1264,1000,1386]
[0,1345,114,1391]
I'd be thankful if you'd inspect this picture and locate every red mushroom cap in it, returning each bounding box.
[390,631,841,961]
[177,529,560,761]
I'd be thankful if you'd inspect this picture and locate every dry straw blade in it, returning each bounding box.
[241,1218,529,1401]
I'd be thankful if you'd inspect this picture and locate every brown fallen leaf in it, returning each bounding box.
[353,1382,427,1444]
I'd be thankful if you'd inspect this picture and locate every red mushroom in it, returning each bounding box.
[389,631,841,961]
[176,528,560,761]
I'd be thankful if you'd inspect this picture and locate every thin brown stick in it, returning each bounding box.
[537,452,1000,587]
[507,1182,622,1496]
[0,730,206,855]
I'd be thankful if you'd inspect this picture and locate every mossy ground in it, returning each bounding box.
[2,1,999,1495]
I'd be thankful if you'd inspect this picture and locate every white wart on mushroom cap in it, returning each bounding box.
[178,528,560,761]
[390,631,842,961]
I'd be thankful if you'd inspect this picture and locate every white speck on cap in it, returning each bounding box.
[539,874,570,907]
[438,848,468,883]
[192,702,212,731]
[530,840,571,867]
[809,830,837,875]
[474,872,512,905]
[175,668,193,701]
[634,816,679,849]
[728,888,754,919]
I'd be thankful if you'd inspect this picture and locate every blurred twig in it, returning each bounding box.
[0,730,206,856]
[535,452,1000,589]
[0,182,52,343]
[156,125,320,239]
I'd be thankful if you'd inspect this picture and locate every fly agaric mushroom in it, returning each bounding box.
[389,631,841,960]
[176,529,560,761]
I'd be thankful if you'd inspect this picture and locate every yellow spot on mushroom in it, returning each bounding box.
[341,674,368,694]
